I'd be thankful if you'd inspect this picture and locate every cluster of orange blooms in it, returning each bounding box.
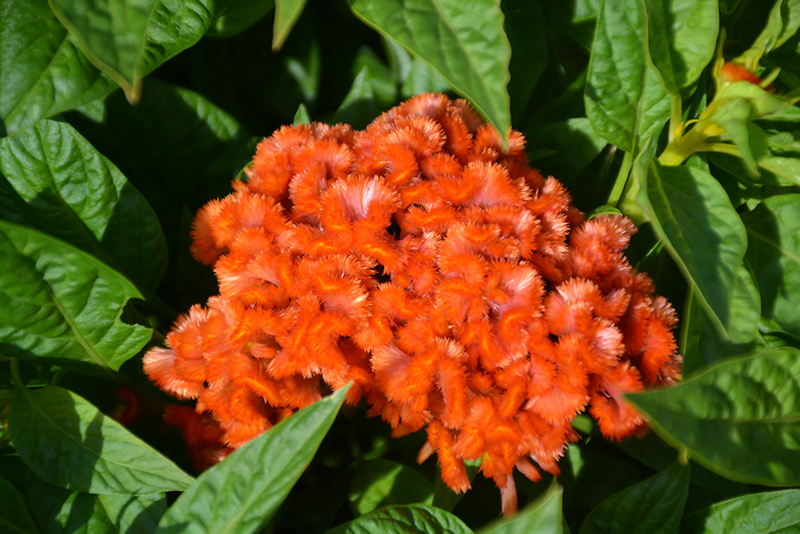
[144,93,681,515]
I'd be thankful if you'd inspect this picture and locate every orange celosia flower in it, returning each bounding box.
[144,93,682,516]
[719,61,775,91]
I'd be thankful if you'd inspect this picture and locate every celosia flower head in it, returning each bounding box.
[144,93,682,515]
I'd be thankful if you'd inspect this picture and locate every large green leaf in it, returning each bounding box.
[475,480,562,534]
[48,0,224,102]
[638,158,748,339]
[327,504,473,534]
[0,474,39,534]
[579,463,689,534]
[627,348,800,485]
[273,0,309,50]
[0,0,116,136]
[681,489,800,533]
[9,386,194,494]
[681,261,760,375]
[349,459,433,517]
[349,0,511,145]
[0,221,151,373]
[644,0,718,93]
[743,194,800,340]
[156,386,349,534]
[0,119,166,292]
[585,0,670,152]
[740,0,800,64]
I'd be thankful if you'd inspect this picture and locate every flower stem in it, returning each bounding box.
[608,150,634,207]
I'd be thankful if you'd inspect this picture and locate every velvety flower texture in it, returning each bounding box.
[143,93,682,515]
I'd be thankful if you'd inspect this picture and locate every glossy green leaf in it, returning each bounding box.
[9,386,194,494]
[681,489,800,533]
[638,159,748,339]
[0,119,166,291]
[0,0,116,136]
[0,221,151,373]
[579,463,689,534]
[0,475,39,534]
[400,56,452,100]
[349,0,511,145]
[209,0,274,38]
[327,504,473,534]
[156,386,349,534]
[350,459,433,517]
[743,194,800,339]
[585,0,670,152]
[49,0,224,102]
[627,348,800,485]
[644,0,718,93]
[503,0,547,120]
[476,480,562,534]
[681,261,760,375]
[273,0,310,50]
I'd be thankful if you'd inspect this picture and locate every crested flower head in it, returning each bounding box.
[144,93,682,516]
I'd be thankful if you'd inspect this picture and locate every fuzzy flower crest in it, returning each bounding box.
[144,93,682,515]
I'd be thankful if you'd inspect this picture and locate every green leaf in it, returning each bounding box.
[476,480,562,534]
[681,261,760,375]
[26,476,166,534]
[710,99,762,175]
[637,159,748,339]
[400,56,452,100]
[525,118,609,180]
[0,119,167,292]
[349,0,511,146]
[327,504,473,534]
[644,0,719,93]
[9,386,194,494]
[627,348,800,485]
[273,0,310,51]
[740,0,800,64]
[681,489,800,533]
[0,0,116,136]
[48,0,225,103]
[293,103,311,125]
[503,0,547,120]
[743,194,800,340]
[335,67,378,130]
[585,0,670,152]
[0,221,152,374]
[209,0,275,38]
[350,459,434,517]
[579,463,689,534]
[0,475,39,534]
[351,46,399,109]
[156,386,350,534]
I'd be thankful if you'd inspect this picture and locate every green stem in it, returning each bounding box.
[608,150,634,207]
[658,122,712,166]
[668,94,683,144]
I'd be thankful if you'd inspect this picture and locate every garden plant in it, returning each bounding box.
[1,0,800,532]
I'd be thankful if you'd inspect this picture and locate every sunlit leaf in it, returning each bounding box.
[627,348,800,485]
[49,0,224,102]
[644,0,719,93]
[156,386,349,534]
[579,463,689,534]
[743,194,800,340]
[0,119,166,291]
[0,221,152,373]
[9,386,194,494]
[585,0,670,152]
[0,0,116,136]
[681,489,800,533]
[349,0,511,145]
[349,459,433,517]
[327,504,473,534]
